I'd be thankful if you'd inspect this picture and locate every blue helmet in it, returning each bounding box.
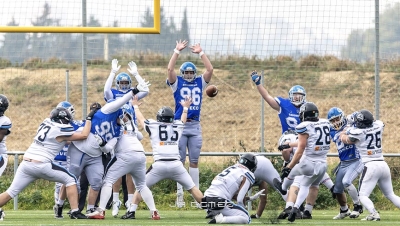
[57,101,75,119]
[288,85,306,106]
[180,62,197,82]
[119,104,135,127]
[327,107,347,130]
[115,72,132,91]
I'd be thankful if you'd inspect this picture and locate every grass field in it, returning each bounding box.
[1,209,400,225]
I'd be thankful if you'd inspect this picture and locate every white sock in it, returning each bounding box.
[305,204,313,213]
[177,183,184,196]
[99,184,112,210]
[129,204,138,212]
[127,194,134,204]
[189,167,199,188]
[113,192,119,202]
[346,184,360,205]
[87,204,94,210]
[57,199,65,206]
[140,187,156,211]
[285,202,294,209]
[321,176,334,190]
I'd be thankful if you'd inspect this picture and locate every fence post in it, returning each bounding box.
[13,154,18,210]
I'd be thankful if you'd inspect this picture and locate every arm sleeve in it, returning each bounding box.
[104,72,115,101]
[100,137,118,153]
[101,92,133,114]
[236,177,252,207]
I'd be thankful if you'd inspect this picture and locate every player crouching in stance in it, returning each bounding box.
[126,95,203,220]
[0,106,98,220]
[202,153,263,224]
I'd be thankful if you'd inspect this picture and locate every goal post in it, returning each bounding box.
[0,0,160,33]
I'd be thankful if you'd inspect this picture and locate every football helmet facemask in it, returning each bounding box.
[180,62,197,82]
[115,72,132,91]
[289,85,306,106]
[239,153,258,173]
[299,102,319,122]
[355,109,374,128]
[50,107,72,124]
[327,107,347,130]
[0,94,9,116]
[156,106,174,123]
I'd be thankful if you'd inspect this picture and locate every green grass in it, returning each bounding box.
[1,209,400,225]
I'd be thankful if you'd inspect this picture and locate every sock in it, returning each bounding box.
[129,204,138,212]
[321,175,334,190]
[340,205,348,211]
[345,184,360,205]
[285,202,294,209]
[140,187,156,211]
[177,183,184,196]
[87,204,94,210]
[99,184,112,210]
[189,167,200,188]
[113,192,119,202]
[305,204,313,213]
[127,194,134,204]
[71,208,79,213]
[57,199,65,206]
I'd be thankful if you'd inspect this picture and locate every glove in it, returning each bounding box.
[111,59,121,74]
[283,160,290,168]
[94,134,107,147]
[249,189,265,201]
[86,108,99,121]
[251,71,261,85]
[127,61,139,76]
[132,79,151,95]
[89,102,101,111]
[280,167,291,180]
[278,143,291,151]
[346,111,359,125]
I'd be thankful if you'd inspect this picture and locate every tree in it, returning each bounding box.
[0,17,28,63]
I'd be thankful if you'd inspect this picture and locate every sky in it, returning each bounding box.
[0,0,399,57]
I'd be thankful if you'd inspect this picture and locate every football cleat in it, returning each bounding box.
[288,207,301,222]
[112,200,122,217]
[86,208,105,219]
[121,211,136,219]
[302,210,312,219]
[333,208,351,219]
[361,212,380,221]
[0,209,5,221]
[151,210,160,220]
[208,213,223,224]
[350,204,363,218]
[277,206,292,219]
[70,210,88,219]
[53,204,64,219]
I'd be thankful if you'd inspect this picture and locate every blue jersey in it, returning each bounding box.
[54,120,84,162]
[167,76,207,121]
[54,144,68,161]
[275,97,301,133]
[330,127,359,161]
[90,109,122,142]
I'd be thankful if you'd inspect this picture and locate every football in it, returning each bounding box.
[206,85,218,97]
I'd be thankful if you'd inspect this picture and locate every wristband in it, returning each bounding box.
[174,48,180,55]
[183,107,188,111]
[199,51,205,58]
[133,105,139,109]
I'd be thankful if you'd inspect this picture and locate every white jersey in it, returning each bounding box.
[348,120,385,163]
[144,119,184,161]
[204,164,255,200]
[115,122,144,153]
[0,115,12,154]
[295,118,331,162]
[24,118,75,162]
